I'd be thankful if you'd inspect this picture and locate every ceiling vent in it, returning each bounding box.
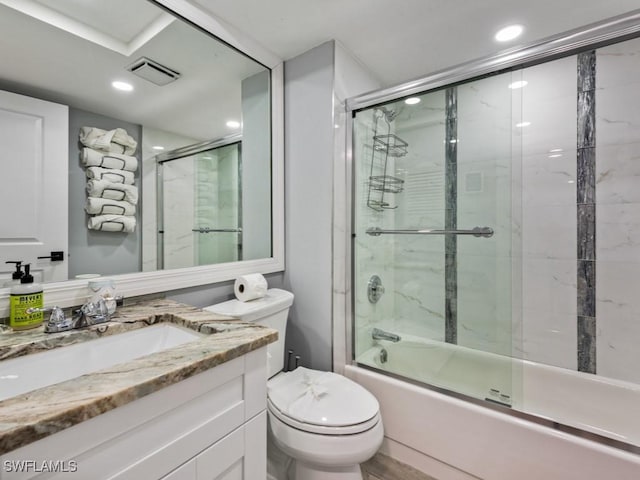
[126,57,180,86]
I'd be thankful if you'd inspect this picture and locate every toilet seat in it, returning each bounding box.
[267,367,380,435]
[268,399,381,435]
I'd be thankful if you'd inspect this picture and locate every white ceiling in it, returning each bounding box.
[0,0,266,142]
[2,0,639,143]
[194,0,640,87]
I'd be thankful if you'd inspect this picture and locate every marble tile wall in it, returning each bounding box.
[353,109,397,355]
[594,36,640,384]
[391,103,446,342]
[456,73,513,356]
[519,55,578,370]
[141,127,198,272]
[161,155,196,269]
[353,34,640,388]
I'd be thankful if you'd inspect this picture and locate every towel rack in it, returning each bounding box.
[366,226,494,238]
[192,227,242,233]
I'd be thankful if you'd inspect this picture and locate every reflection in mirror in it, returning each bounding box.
[156,136,242,270]
[0,0,272,285]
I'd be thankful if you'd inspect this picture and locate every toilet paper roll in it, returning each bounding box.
[234,273,268,302]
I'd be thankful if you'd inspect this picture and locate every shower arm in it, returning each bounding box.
[366,226,494,238]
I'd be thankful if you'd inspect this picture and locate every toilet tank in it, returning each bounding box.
[203,288,294,378]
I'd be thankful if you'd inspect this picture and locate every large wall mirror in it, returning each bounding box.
[0,0,284,312]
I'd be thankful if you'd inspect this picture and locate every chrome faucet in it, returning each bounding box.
[371,327,401,343]
[26,306,74,333]
[28,296,123,333]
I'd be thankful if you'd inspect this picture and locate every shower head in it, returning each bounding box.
[380,106,399,122]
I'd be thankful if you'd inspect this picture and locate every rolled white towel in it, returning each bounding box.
[85,197,136,216]
[82,148,138,172]
[86,179,138,204]
[85,166,135,185]
[79,126,137,155]
[88,215,136,233]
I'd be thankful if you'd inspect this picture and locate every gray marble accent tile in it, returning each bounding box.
[576,52,597,374]
[577,90,596,148]
[445,87,458,345]
[577,204,595,260]
[577,50,596,93]
[578,315,596,373]
[577,260,595,317]
[577,148,595,204]
[446,87,458,120]
[445,252,457,344]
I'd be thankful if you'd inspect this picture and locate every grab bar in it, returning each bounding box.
[372,328,401,343]
[366,226,494,238]
[192,227,242,234]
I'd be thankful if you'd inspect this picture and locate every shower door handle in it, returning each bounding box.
[366,226,494,238]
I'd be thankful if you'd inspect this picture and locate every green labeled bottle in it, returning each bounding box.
[9,264,43,331]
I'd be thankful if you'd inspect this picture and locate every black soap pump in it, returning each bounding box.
[4,261,24,287]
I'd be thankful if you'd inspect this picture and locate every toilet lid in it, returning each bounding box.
[267,367,379,428]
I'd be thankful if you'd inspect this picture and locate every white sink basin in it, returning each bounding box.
[0,324,201,402]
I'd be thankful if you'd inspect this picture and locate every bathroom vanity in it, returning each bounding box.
[0,299,277,479]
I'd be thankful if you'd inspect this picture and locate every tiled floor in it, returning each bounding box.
[362,453,438,480]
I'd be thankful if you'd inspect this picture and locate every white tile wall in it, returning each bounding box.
[352,35,640,387]
[518,56,578,367]
[595,37,640,384]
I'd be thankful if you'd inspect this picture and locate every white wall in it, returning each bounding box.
[283,41,336,371]
[333,42,382,371]
[241,70,272,261]
[285,40,381,371]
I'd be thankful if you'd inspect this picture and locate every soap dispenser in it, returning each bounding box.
[9,264,44,330]
[4,261,24,287]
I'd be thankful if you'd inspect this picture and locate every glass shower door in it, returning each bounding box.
[193,143,242,265]
[352,70,519,406]
[158,142,242,270]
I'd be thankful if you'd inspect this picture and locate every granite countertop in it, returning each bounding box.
[0,299,277,455]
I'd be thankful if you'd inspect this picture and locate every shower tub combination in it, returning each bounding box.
[356,333,640,444]
[343,10,640,480]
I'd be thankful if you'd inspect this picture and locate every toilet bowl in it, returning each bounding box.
[204,288,383,480]
[267,367,383,479]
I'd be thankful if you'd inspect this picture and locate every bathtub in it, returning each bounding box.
[345,334,640,480]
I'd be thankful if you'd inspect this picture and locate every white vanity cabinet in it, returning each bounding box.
[0,347,268,480]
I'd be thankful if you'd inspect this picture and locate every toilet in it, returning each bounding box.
[204,288,383,480]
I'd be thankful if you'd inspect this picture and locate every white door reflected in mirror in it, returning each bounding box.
[0,90,68,283]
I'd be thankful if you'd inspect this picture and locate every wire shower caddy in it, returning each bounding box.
[366,109,408,211]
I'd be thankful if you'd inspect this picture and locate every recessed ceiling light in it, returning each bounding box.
[112,80,133,92]
[152,145,165,151]
[516,121,531,128]
[549,148,563,153]
[548,153,563,158]
[405,97,421,105]
[226,120,241,128]
[568,180,575,184]
[495,24,523,42]
[508,80,528,89]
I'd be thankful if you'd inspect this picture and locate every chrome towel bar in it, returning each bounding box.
[192,227,242,233]
[366,226,494,238]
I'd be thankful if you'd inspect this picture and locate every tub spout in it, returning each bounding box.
[372,327,401,343]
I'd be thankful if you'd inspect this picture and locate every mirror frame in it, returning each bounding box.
[0,0,284,316]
